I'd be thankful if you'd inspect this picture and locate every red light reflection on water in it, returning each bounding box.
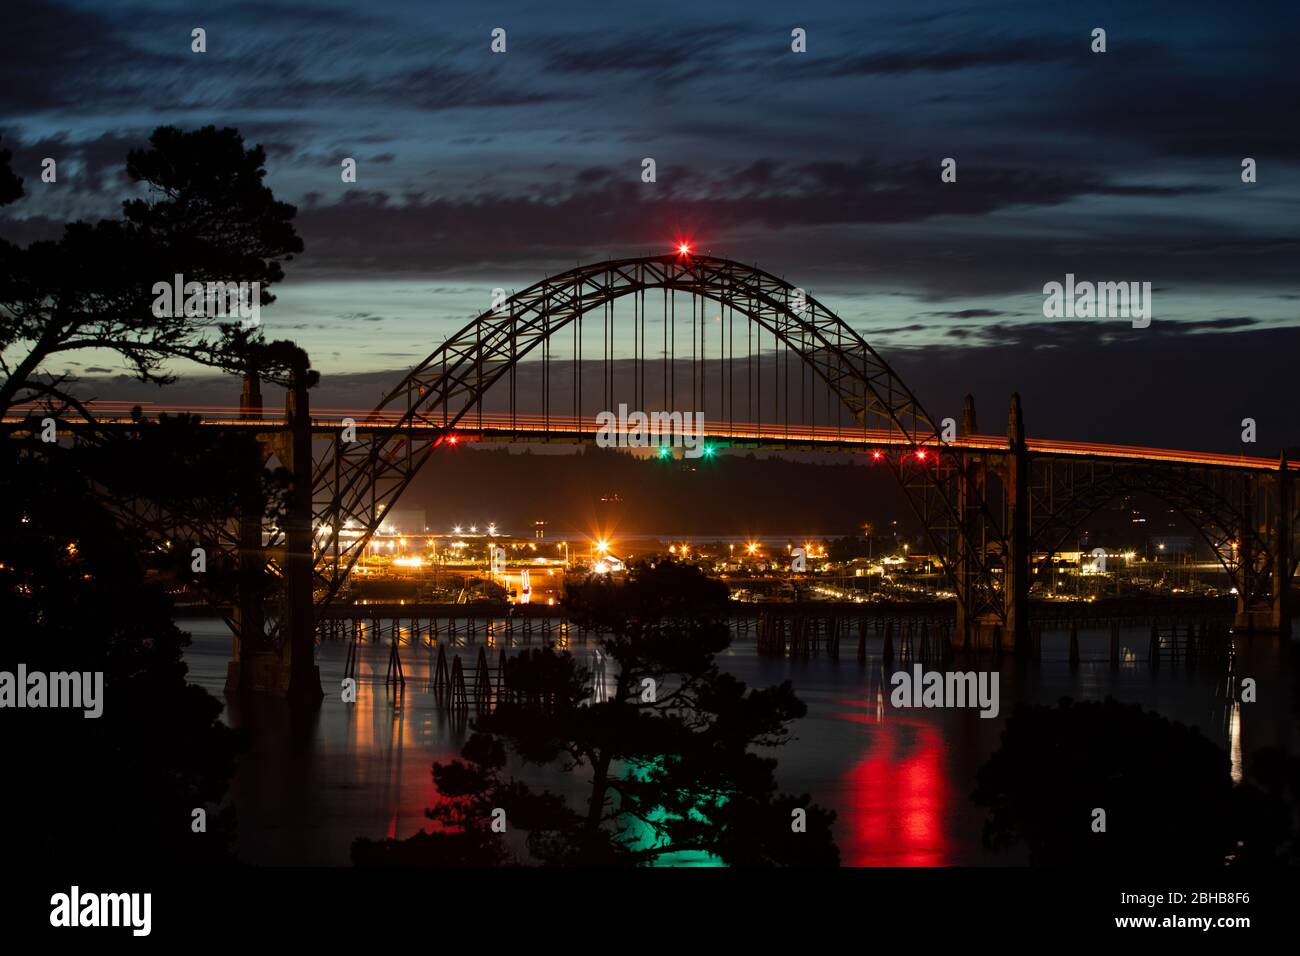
[835,708,952,866]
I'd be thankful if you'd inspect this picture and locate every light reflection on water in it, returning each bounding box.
[180,618,1293,866]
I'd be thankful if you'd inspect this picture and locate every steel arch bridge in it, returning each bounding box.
[18,253,1293,701]
[305,253,991,615]
[278,254,1291,647]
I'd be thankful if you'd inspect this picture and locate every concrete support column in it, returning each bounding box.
[226,369,266,696]
[284,373,324,707]
[1003,393,1030,653]
[1273,453,1292,638]
[1235,492,1256,635]
[954,394,980,648]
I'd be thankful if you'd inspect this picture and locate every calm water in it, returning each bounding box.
[181,619,1297,866]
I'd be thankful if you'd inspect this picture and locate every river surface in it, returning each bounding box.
[180,618,1297,866]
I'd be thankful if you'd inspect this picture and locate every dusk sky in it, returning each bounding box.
[3,0,1297,449]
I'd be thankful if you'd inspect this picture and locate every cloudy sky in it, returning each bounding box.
[2,0,1297,448]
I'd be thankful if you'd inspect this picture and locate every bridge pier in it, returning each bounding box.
[282,370,324,707]
[1003,393,1030,654]
[1232,454,1294,639]
[954,394,981,649]
[224,366,323,706]
[1274,453,1292,638]
[952,393,1029,655]
[225,369,268,695]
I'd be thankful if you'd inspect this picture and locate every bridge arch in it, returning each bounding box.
[308,253,969,607]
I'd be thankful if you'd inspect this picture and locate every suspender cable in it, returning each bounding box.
[632,280,638,411]
[575,295,581,423]
[640,287,646,410]
[605,291,611,411]
[543,315,549,433]
[509,312,516,434]
[727,297,733,436]
[607,288,613,410]
[783,321,790,442]
[670,290,675,411]
[662,286,668,412]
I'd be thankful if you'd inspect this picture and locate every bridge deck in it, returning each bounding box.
[6,401,1292,473]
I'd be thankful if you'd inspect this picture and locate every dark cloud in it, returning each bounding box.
[540,24,741,84]
[924,309,1007,319]
[0,0,178,112]
[950,316,1262,350]
[217,62,569,113]
[286,159,1211,277]
[1022,20,1300,159]
[0,130,139,197]
[1,0,1296,431]
[872,324,931,334]
[822,39,1085,76]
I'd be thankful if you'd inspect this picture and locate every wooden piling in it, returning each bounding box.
[385,634,405,688]
[450,655,468,711]
[433,643,449,694]
[474,646,493,711]
[344,629,359,681]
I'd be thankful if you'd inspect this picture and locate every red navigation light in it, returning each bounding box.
[677,242,691,256]
[915,449,928,460]
[871,450,883,461]
[447,434,459,445]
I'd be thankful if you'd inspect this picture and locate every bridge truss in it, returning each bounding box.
[295,254,1009,634]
